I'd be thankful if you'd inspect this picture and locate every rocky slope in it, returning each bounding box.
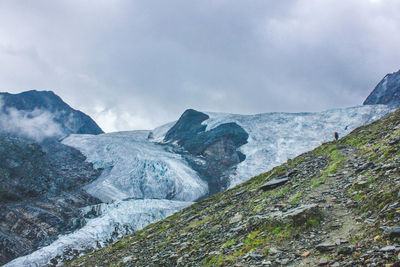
[66,108,400,266]
[0,134,102,265]
[0,90,103,140]
[364,69,400,106]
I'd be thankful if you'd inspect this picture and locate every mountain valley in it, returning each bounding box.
[0,70,399,266]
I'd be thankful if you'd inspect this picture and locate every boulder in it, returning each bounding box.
[247,204,320,230]
[260,177,289,191]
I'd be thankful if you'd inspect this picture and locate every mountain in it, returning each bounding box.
[7,104,395,266]
[65,106,400,266]
[162,109,249,195]
[364,69,400,106]
[3,76,398,266]
[0,134,102,265]
[0,90,103,140]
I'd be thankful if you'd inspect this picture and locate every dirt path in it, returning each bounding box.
[298,147,361,266]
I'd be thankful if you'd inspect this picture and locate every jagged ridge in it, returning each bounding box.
[364,69,400,106]
[0,90,103,139]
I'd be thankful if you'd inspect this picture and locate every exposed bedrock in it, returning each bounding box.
[164,109,249,195]
[0,90,104,138]
[364,69,400,106]
[0,134,102,265]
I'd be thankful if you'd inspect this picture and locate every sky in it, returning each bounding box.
[0,0,399,132]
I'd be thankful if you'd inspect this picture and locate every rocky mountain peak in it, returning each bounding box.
[0,90,103,140]
[0,90,66,112]
[163,109,249,194]
[164,109,209,144]
[364,69,400,106]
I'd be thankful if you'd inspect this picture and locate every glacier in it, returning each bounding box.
[5,199,191,267]
[151,105,394,187]
[9,104,395,266]
[62,130,208,202]
[202,105,395,187]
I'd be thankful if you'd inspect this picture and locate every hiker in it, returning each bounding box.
[334,131,339,141]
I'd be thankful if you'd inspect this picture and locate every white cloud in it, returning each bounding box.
[0,97,64,141]
[0,0,399,132]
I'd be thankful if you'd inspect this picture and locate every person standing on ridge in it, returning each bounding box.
[334,131,339,141]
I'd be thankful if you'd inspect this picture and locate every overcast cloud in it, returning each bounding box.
[0,0,399,132]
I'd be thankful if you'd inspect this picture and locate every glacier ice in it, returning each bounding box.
[62,130,208,202]
[5,199,191,267]
[202,105,394,186]
[151,105,394,187]
[6,131,206,266]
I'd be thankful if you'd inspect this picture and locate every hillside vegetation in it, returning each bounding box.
[66,109,400,266]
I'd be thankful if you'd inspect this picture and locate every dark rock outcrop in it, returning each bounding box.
[260,177,289,191]
[164,109,209,145]
[164,109,249,195]
[364,69,400,106]
[0,133,102,265]
[0,90,103,137]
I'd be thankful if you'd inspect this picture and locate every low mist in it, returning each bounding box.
[0,97,64,142]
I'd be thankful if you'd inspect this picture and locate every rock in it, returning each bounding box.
[249,252,264,259]
[301,251,310,258]
[0,135,102,265]
[229,214,243,224]
[390,202,400,209]
[176,256,184,265]
[331,262,340,267]
[234,242,244,248]
[234,190,246,196]
[319,258,329,266]
[163,108,249,194]
[379,246,396,252]
[262,260,272,265]
[338,246,355,255]
[389,138,400,145]
[122,256,133,263]
[315,242,335,252]
[364,69,400,106]
[248,204,320,230]
[280,258,290,265]
[269,247,281,255]
[260,177,289,191]
[355,180,368,188]
[50,258,58,265]
[384,227,400,239]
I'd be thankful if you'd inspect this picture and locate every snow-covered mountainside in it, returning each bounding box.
[203,105,395,187]
[151,105,394,188]
[364,69,400,106]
